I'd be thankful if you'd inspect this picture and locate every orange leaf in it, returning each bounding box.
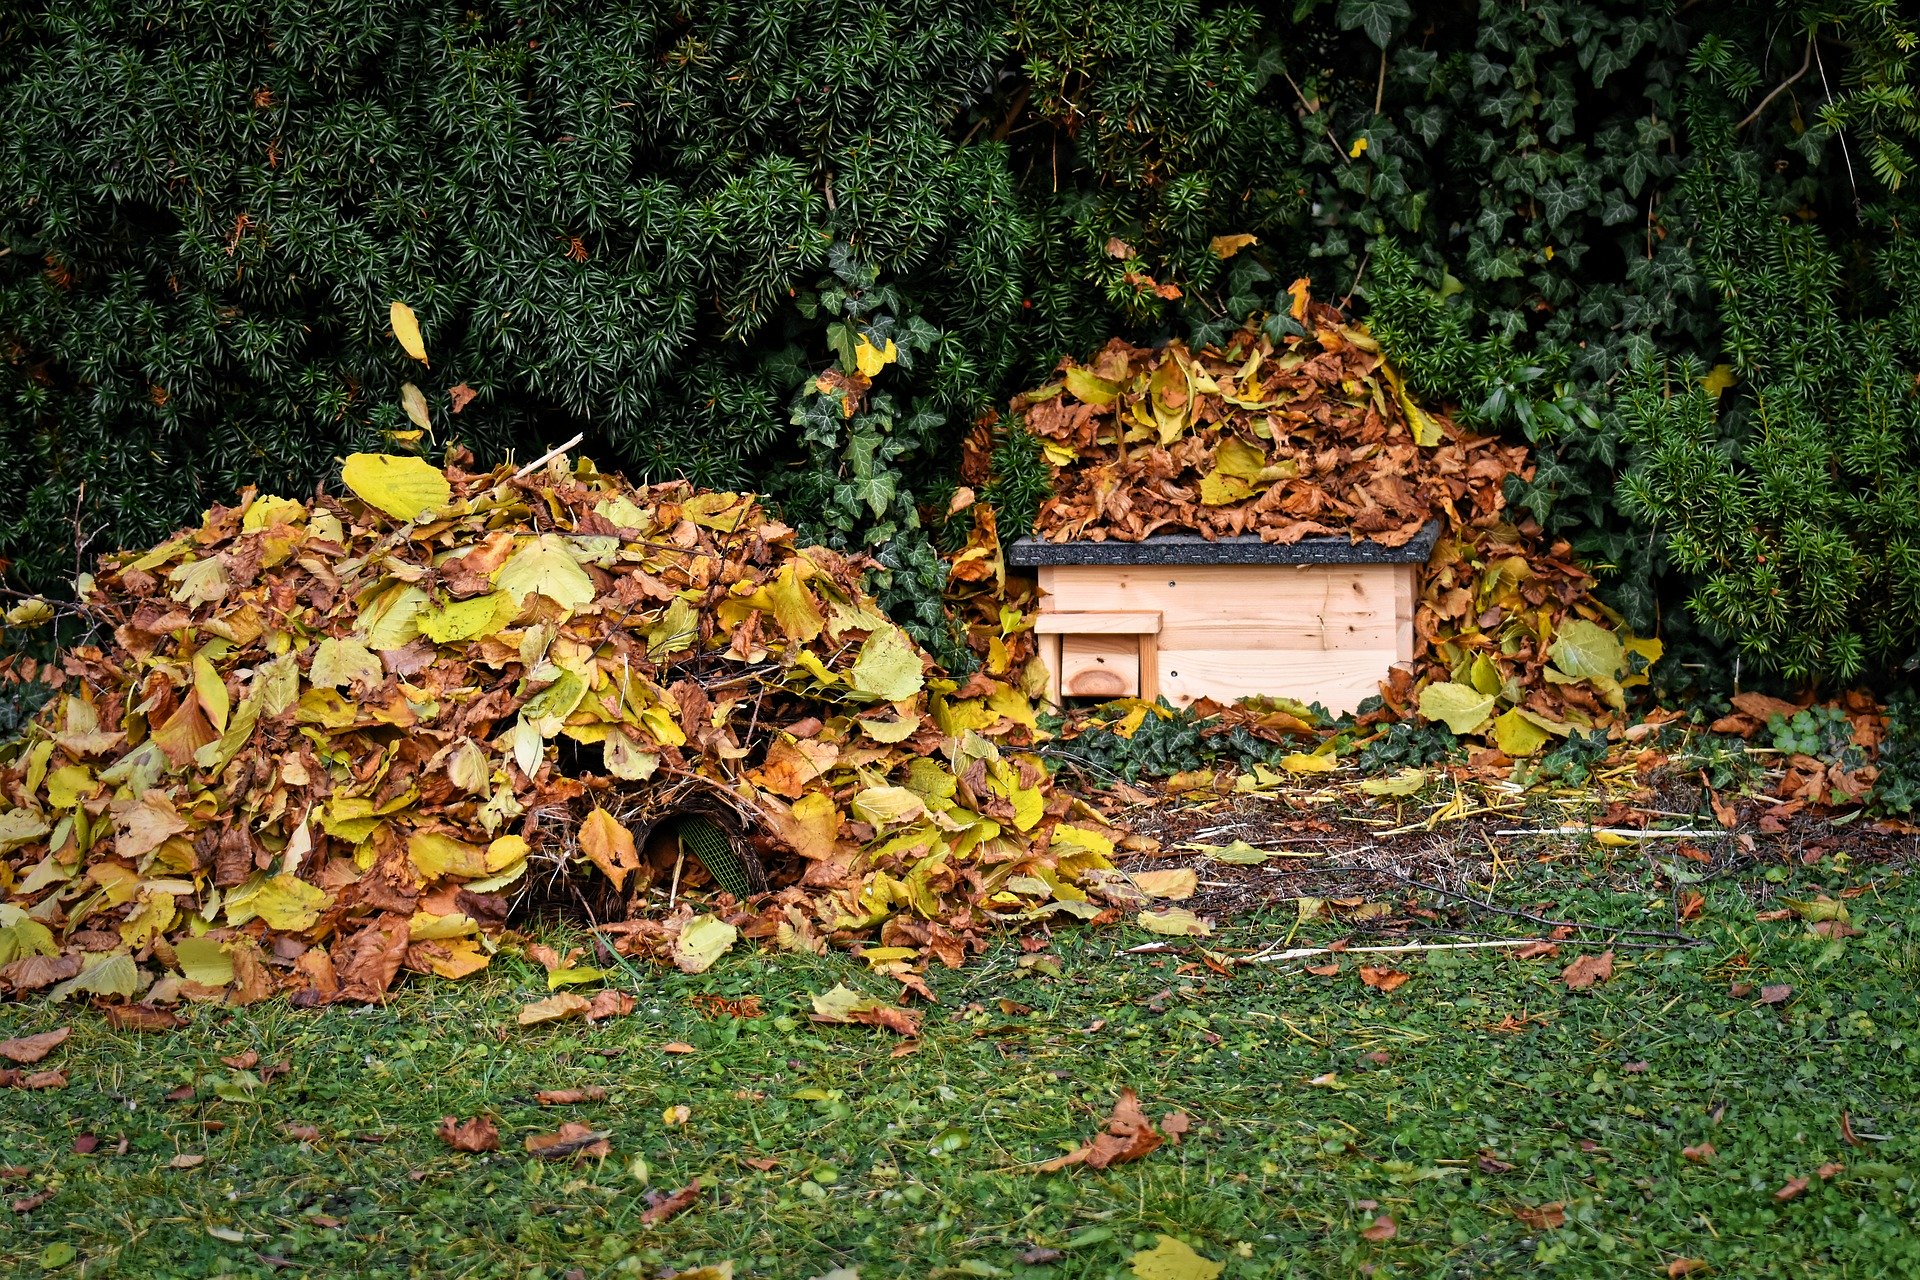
[1560,950,1614,991]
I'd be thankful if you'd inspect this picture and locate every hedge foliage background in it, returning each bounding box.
[3,0,1918,684]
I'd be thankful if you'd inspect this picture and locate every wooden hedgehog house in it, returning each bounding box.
[1009,521,1440,715]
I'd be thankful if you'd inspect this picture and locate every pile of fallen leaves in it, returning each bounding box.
[1010,279,1659,750]
[0,448,1151,1008]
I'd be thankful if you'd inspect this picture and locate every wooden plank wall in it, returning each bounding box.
[1038,562,1416,713]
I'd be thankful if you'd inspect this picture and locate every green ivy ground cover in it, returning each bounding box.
[3,850,1916,1278]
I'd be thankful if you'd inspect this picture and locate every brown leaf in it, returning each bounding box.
[1816,1162,1844,1180]
[525,1122,611,1162]
[1841,1110,1862,1147]
[105,1004,185,1031]
[0,1027,69,1064]
[640,1178,702,1226]
[284,1123,322,1142]
[448,383,478,413]
[221,1049,260,1069]
[1513,940,1560,960]
[586,990,635,1021]
[741,1155,779,1171]
[1159,1112,1192,1145]
[1681,1142,1715,1164]
[1774,1175,1809,1201]
[1359,966,1409,993]
[1359,1213,1397,1241]
[1667,1259,1709,1277]
[1758,983,1793,1005]
[1304,962,1340,977]
[168,1152,205,1169]
[20,1070,66,1090]
[1560,950,1614,991]
[436,1114,500,1153]
[517,993,592,1026]
[1034,1089,1163,1172]
[662,1041,696,1055]
[11,1190,54,1213]
[535,1087,609,1105]
[1678,890,1705,922]
[578,807,641,892]
[1477,1150,1515,1174]
[1515,1201,1566,1230]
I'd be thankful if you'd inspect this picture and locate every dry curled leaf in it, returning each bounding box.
[1560,950,1614,991]
[436,1115,500,1153]
[0,1027,68,1064]
[1774,1176,1809,1201]
[1359,966,1409,993]
[535,1087,608,1106]
[1359,1214,1397,1242]
[1034,1089,1163,1172]
[1681,1142,1716,1164]
[1514,1202,1566,1230]
[525,1122,611,1162]
[640,1178,702,1225]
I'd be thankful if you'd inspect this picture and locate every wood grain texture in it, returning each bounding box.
[1033,610,1162,635]
[1061,634,1139,698]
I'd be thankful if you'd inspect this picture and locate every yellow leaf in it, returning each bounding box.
[192,652,230,735]
[1279,752,1337,774]
[408,911,479,940]
[427,939,491,980]
[1137,907,1213,936]
[853,334,898,378]
[401,382,432,431]
[672,915,738,975]
[1209,233,1258,259]
[1130,1235,1223,1280]
[848,624,925,702]
[486,835,530,873]
[174,936,233,987]
[390,300,429,364]
[1131,868,1197,900]
[409,830,490,879]
[1065,365,1122,406]
[494,535,597,611]
[340,453,451,522]
[418,591,518,644]
[517,992,592,1026]
[1348,135,1370,159]
[1492,707,1552,757]
[224,873,332,931]
[578,807,640,891]
[1701,363,1737,398]
[309,636,385,691]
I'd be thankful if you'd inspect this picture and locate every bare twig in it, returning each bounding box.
[1736,33,1815,131]
[514,433,586,479]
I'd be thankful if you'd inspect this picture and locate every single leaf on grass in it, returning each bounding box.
[517,993,592,1026]
[1418,681,1496,734]
[1682,1142,1715,1163]
[640,1178,702,1225]
[1035,1089,1163,1172]
[340,454,449,522]
[809,984,920,1037]
[1775,1176,1809,1201]
[1359,1214,1398,1242]
[672,915,737,975]
[1515,1202,1566,1230]
[436,1115,499,1153]
[536,1087,607,1105]
[1759,983,1793,1005]
[1359,966,1409,993]
[1561,950,1614,991]
[0,1027,67,1064]
[1137,907,1212,936]
[1667,1260,1709,1278]
[525,1122,611,1161]
[389,301,429,364]
[1128,1234,1222,1280]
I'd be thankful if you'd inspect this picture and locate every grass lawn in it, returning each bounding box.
[3,841,1918,1279]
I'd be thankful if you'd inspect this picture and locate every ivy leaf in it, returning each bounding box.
[1336,0,1410,48]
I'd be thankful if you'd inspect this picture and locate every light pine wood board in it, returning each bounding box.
[1061,634,1140,698]
[1038,563,1415,658]
[1154,647,1404,713]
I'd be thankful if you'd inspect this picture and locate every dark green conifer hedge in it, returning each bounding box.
[3,0,1917,683]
